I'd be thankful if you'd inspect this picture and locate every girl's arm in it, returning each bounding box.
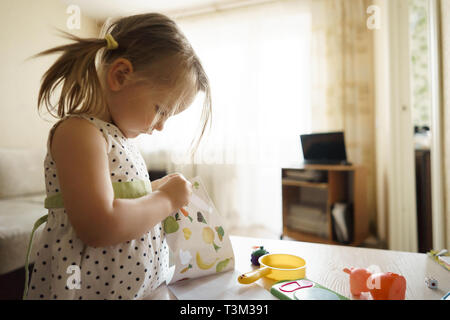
[51,117,178,247]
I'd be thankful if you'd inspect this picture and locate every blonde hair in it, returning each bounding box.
[32,12,212,160]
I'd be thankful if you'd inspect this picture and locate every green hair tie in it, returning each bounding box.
[105,34,118,50]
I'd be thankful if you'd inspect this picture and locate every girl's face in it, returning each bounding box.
[104,58,196,138]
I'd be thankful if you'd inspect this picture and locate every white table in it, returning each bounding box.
[144,235,449,300]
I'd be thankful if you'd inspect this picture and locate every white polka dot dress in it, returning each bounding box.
[25,114,169,300]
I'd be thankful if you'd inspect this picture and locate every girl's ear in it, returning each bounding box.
[106,58,134,91]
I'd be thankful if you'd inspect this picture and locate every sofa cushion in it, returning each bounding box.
[0,194,47,275]
[0,148,46,199]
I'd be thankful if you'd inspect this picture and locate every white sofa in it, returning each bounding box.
[0,148,47,277]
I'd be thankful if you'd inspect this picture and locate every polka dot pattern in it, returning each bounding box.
[25,114,169,300]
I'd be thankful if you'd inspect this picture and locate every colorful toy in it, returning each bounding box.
[427,249,450,271]
[250,246,269,266]
[343,267,406,300]
[239,253,306,284]
[425,277,438,289]
[271,278,349,300]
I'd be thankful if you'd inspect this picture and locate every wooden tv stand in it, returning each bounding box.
[281,164,368,246]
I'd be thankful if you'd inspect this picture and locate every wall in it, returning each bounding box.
[0,0,100,150]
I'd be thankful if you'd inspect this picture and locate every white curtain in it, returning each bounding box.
[136,0,312,235]
[309,0,376,235]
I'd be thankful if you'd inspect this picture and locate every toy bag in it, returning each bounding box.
[163,176,235,284]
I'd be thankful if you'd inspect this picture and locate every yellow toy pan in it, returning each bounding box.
[238,253,306,284]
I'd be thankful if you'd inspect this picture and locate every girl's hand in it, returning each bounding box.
[157,174,193,213]
[151,173,180,191]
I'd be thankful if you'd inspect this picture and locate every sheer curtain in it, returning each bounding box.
[136,0,311,235]
[310,0,376,234]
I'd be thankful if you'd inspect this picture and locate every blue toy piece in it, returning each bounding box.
[425,277,438,289]
[251,246,269,266]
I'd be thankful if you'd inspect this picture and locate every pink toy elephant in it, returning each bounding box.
[343,267,406,300]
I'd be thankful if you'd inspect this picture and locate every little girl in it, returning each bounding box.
[24,13,211,300]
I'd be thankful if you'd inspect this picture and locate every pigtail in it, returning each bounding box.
[33,14,213,164]
[31,28,107,119]
[188,71,212,163]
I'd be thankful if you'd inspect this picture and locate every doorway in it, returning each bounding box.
[408,0,445,252]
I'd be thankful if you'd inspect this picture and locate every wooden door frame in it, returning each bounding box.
[428,0,446,250]
[375,0,418,252]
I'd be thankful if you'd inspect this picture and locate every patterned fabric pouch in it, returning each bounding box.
[164,176,235,284]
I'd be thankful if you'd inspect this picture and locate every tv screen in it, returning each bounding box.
[300,132,347,164]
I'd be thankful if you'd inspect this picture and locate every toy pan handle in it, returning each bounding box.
[238,266,270,284]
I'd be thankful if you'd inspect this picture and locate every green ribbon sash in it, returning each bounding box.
[44,180,151,209]
[23,179,151,299]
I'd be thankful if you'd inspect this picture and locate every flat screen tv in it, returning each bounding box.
[300,132,350,165]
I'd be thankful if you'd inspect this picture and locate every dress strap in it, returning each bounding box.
[46,114,121,156]
[46,114,90,152]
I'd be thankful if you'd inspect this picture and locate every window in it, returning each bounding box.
[136,0,312,233]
